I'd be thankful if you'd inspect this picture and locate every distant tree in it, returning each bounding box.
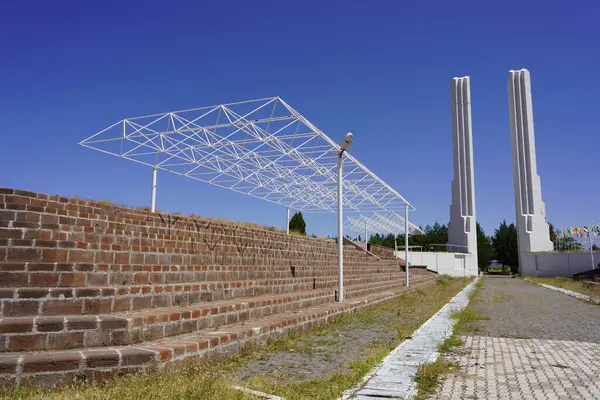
[288,212,306,235]
[593,244,599,251]
[357,235,362,242]
[477,222,494,272]
[369,233,383,246]
[491,220,519,274]
[554,236,583,252]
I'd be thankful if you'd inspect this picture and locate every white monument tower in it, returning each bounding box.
[508,69,553,257]
[448,76,478,259]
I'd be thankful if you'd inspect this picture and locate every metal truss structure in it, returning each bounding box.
[346,212,423,236]
[80,97,414,214]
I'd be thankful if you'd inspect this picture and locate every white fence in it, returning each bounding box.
[520,251,600,277]
[396,251,478,277]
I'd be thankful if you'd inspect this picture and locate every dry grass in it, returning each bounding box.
[1,363,251,400]
[528,277,600,303]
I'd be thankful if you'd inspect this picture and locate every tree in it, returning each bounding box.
[491,220,519,274]
[554,236,583,252]
[477,222,493,272]
[288,212,306,235]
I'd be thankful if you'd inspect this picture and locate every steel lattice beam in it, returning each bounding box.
[80,97,416,214]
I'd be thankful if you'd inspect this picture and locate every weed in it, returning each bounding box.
[438,335,463,354]
[492,293,513,303]
[415,359,459,399]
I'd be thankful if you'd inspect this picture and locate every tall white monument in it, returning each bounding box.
[508,69,553,256]
[448,76,477,258]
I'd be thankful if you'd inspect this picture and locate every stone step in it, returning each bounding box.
[0,276,434,352]
[0,276,436,387]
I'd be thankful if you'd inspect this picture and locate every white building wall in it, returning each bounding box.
[520,251,600,277]
[397,251,478,277]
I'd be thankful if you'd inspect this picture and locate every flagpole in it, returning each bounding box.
[591,233,595,269]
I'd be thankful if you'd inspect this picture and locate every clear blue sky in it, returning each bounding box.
[1,1,598,237]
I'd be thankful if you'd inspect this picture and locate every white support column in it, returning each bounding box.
[150,167,157,213]
[286,208,290,235]
[337,154,344,302]
[448,76,477,260]
[364,221,368,250]
[508,69,553,263]
[405,203,409,287]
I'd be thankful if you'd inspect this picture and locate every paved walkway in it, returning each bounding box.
[429,278,600,399]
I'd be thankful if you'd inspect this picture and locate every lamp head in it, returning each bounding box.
[339,132,353,153]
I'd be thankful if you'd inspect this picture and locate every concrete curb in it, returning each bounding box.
[341,277,480,400]
[524,278,600,304]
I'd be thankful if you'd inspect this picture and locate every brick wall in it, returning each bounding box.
[369,244,397,259]
[0,188,402,310]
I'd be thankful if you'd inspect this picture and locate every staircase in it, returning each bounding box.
[0,188,437,387]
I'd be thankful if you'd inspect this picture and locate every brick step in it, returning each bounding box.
[0,276,434,352]
[0,204,358,256]
[0,276,437,387]
[0,195,379,262]
[0,262,402,287]
[0,273,408,317]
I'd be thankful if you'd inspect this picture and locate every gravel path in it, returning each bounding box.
[469,277,600,343]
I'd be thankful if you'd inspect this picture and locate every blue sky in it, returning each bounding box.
[1,1,598,237]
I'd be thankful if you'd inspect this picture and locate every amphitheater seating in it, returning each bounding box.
[0,188,437,387]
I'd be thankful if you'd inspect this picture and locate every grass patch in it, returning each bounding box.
[415,359,459,399]
[246,346,390,400]
[492,293,513,303]
[438,335,464,354]
[527,277,600,303]
[1,362,251,400]
[452,279,488,335]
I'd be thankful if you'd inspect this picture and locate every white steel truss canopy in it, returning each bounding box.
[346,212,423,236]
[80,97,415,214]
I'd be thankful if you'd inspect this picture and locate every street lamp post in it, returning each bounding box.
[151,167,158,213]
[337,132,353,302]
[405,203,409,287]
